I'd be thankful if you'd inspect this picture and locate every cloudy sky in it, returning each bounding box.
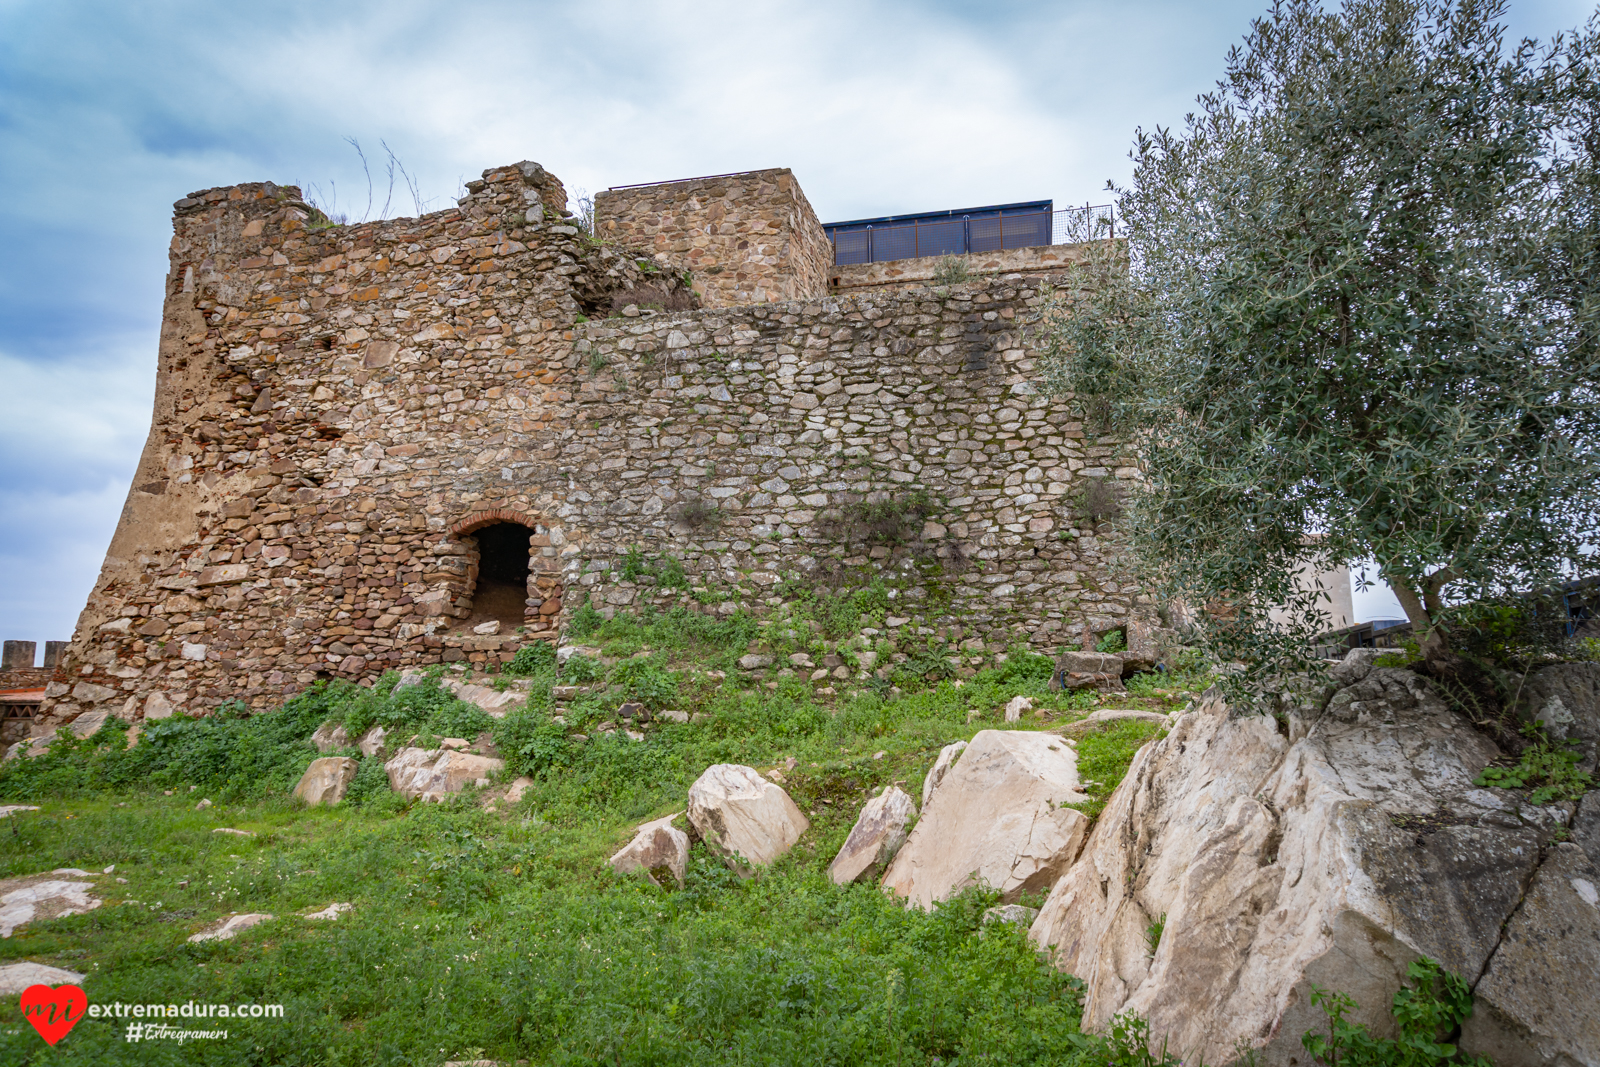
[0,0,1590,650]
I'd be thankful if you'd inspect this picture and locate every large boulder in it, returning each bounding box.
[609,813,690,887]
[293,756,359,806]
[687,764,808,874]
[1576,792,1600,862]
[3,737,51,761]
[1029,659,1596,1067]
[882,730,1089,909]
[1050,651,1125,692]
[830,786,917,885]
[0,961,85,995]
[357,725,387,757]
[384,747,505,801]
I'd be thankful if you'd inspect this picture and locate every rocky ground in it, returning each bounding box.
[0,606,1185,1065]
[1,606,1593,1066]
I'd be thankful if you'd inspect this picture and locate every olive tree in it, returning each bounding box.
[1040,0,1600,682]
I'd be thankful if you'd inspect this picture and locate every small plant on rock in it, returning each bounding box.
[1097,629,1128,654]
[1303,957,1490,1067]
[504,642,556,676]
[1144,912,1166,957]
[679,498,723,532]
[1474,723,1593,804]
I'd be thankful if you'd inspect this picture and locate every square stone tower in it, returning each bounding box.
[594,168,832,308]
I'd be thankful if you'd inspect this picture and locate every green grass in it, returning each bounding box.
[1065,720,1169,823]
[0,605,1189,1066]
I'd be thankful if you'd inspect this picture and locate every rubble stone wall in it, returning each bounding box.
[567,287,1143,644]
[0,667,55,692]
[39,159,1140,732]
[594,169,831,308]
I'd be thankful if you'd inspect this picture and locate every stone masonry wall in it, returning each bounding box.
[829,243,1095,295]
[594,169,831,308]
[36,159,1138,733]
[566,286,1142,645]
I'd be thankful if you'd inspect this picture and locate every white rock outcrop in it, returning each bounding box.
[357,725,387,757]
[830,786,917,885]
[0,874,102,938]
[883,730,1089,909]
[441,678,523,716]
[188,913,274,943]
[3,737,52,761]
[1029,659,1600,1067]
[687,764,808,874]
[1004,696,1034,722]
[293,756,359,806]
[556,644,602,665]
[609,813,690,887]
[384,747,505,801]
[0,961,86,995]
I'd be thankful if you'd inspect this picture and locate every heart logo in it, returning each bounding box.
[19,984,86,1046]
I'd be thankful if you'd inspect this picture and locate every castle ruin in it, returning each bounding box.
[28,160,1144,733]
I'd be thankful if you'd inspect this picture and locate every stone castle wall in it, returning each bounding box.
[594,169,831,308]
[565,288,1141,641]
[35,159,1140,732]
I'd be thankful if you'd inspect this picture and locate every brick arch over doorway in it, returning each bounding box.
[449,509,565,637]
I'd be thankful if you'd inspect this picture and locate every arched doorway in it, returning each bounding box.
[466,522,533,631]
[449,510,565,636]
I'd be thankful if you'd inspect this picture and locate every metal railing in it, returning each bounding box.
[830,203,1114,266]
[1052,203,1116,245]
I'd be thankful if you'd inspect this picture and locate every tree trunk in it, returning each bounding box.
[1383,573,1449,664]
[1383,571,1520,749]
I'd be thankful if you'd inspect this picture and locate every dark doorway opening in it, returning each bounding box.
[466,523,533,632]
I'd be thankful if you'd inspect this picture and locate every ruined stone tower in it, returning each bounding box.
[32,160,1141,732]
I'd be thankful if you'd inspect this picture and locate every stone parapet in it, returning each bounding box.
[829,243,1097,295]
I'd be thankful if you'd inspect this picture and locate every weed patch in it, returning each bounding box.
[1474,724,1593,803]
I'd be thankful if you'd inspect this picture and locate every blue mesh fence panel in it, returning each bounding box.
[968,217,1004,254]
[915,219,965,258]
[869,224,918,263]
[833,229,869,265]
[1001,211,1051,250]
